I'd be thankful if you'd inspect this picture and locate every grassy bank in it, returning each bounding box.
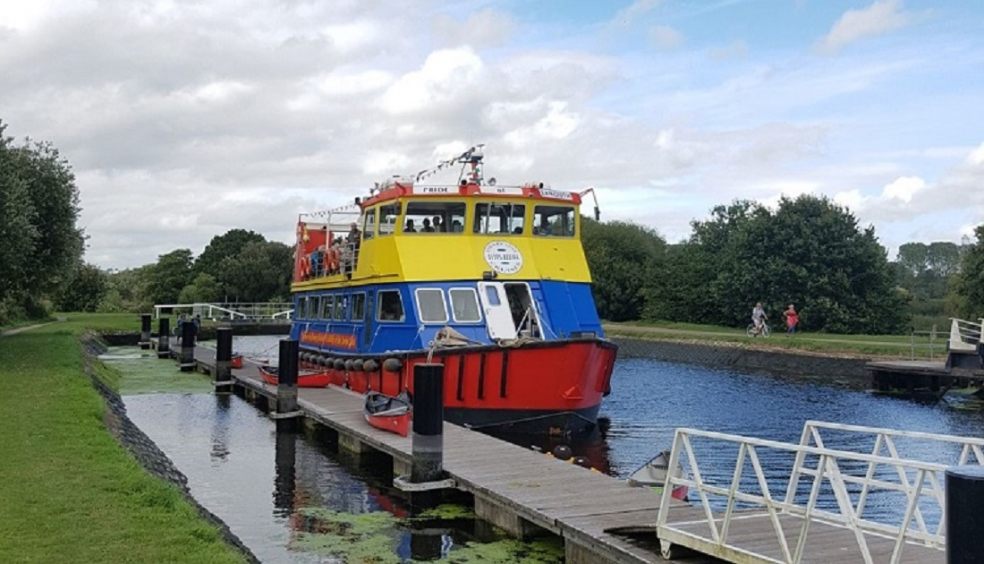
[605,320,948,358]
[0,314,243,562]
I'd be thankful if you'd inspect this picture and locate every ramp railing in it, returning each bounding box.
[154,302,294,321]
[948,317,982,352]
[656,427,952,564]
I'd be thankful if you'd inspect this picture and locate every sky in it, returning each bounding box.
[1,0,982,269]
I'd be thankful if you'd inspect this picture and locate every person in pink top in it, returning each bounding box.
[783,304,799,335]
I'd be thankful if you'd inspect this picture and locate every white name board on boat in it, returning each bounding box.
[478,186,524,196]
[483,241,524,274]
[539,189,575,201]
[413,186,455,194]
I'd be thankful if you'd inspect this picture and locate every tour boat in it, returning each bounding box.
[364,391,412,437]
[258,364,332,388]
[289,146,617,436]
[230,354,244,369]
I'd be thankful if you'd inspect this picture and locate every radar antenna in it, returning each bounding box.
[415,144,486,185]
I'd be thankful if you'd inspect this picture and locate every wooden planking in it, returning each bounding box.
[666,513,943,564]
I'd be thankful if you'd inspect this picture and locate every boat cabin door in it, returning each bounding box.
[478,282,518,340]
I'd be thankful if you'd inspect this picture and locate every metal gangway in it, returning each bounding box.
[153,302,294,322]
[656,420,984,563]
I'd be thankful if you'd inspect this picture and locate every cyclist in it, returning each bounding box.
[751,302,768,336]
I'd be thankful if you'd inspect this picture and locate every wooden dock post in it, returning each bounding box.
[411,363,445,484]
[214,327,233,389]
[179,321,196,372]
[139,313,152,349]
[156,317,170,359]
[272,339,300,420]
[946,466,984,564]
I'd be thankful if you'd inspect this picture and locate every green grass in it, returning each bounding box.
[605,320,950,358]
[0,318,244,562]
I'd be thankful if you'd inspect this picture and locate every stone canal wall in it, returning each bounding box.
[613,336,871,387]
[80,335,260,563]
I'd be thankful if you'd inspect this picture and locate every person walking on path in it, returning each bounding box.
[751,302,768,336]
[783,304,799,335]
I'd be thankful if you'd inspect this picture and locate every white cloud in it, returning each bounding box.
[881,175,926,203]
[378,47,485,114]
[834,189,867,210]
[818,0,911,54]
[967,142,984,166]
[708,39,748,61]
[433,9,515,48]
[610,0,663,27]
[649,25,683,50]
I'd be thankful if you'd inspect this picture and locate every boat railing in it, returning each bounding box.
[304,240,361,281]
[655,422,973,563]
[948,317,983,352]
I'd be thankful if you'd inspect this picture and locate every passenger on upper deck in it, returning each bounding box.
[422,218,434,232]
[349,222,361,247]
[405,219,416,233]
[433,216,444,232]
[451,220,463,232]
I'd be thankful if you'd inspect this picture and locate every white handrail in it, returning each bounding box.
[657,425,958,564]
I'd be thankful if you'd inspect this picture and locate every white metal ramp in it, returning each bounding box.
[656,421,984,563]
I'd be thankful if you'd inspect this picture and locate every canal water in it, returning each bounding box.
[102,338,984,561]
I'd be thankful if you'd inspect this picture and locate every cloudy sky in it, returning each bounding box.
[1,0,982,269]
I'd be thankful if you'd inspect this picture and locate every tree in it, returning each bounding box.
[897,243,928,276]
[178,273,222,304]
[581,218,666,321]
[56,263,107,312]
[950,225,984,319]
[0,120,84,322]
[195,229,266,279]
[147,249,194,305]
[657,195,908,333]
[216,241,293,302]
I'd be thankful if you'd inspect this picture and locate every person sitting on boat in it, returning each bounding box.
[405,219,417,233]
[310,245,324,277]
[422,218,434,232]
[433,216,444,232]
[751,302,767,334]
[349,222,361,247]
[451,219,463,232]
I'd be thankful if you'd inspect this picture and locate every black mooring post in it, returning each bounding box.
[215,327,233,385]
[411,363,445,484]
[139,314,152,349]
[277,339,299,414]
[179,321,196,372]
[157,317,170,358]
[946,465,984,564]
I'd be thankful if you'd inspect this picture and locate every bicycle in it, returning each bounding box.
[746,321,770,337]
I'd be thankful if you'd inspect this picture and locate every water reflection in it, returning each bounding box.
[273,422,296,518]
[210,394,232,462]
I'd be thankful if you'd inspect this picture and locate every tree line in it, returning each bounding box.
[585,195,984,334]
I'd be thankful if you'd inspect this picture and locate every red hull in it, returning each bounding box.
[259,365,331,388]
[300,338,617,435]
[230,355,243,369]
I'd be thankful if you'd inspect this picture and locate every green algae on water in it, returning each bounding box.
[100,347,214,395]
[413,504,475,521]
[291,508,401,563]
[444,537,564,563]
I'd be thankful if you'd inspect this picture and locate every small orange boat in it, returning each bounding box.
[364,391,412,437]
[258,365,331,388]
[230,354,244,369]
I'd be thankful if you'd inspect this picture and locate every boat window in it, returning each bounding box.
[415,288,448,324]
[403,201,465,234]
[473,203,526,235]
[376,290,405,322]
[352,293,366,321]
[335,295,348,320]
[378,203,400,236]
[449,288,481,323]
[297,296,307,319]
[533,205,576,237]
[322,295,335,320]
[362,208,376,240]
[484,285,500,306]
[308,296,321,319]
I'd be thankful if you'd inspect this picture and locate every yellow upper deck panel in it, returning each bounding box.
[291,195,592,291]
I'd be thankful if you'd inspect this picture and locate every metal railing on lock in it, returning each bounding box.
[654,422,984,564]
[948,317,983,352]
[153,302,294,321]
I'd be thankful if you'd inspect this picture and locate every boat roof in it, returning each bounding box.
[361,180,582,208]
